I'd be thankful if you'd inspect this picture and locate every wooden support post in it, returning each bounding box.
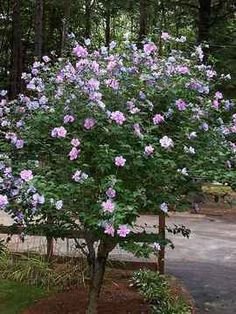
[158,213,165,274]
[46,215,53,261]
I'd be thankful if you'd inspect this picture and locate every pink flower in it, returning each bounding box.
[144,145,154,156]
[0,195,8,209]
[160,136,174,149]
[68,147,80,160]
[20,170,33,182]
[105,79,119,90]
[176,99,187,111]
[153,114,164,125]
[117,225,131,238]
[42,56,50,63]
[161,32,170,41]
[64,115,75,124]
[71,138,80,147]
[104,224,115,237]
[87,78,100,90]
[106,188,116,198]
[215,91,223,99]
[73,45,88,58]
[177,66,189,74]
[212,99,219,109]
[102,199,115,213]
[115,156,126,167]
[72,170,88,182]
[110,111,126,125]
[143,43,157,55]
[84,118,96,130]
[51,126,67,138]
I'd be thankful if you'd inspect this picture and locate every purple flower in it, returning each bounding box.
[212,99,219,109]
[143,43,157,55]
[144,145,154,156]
[87,78,100,90]
[153,114,164,125]
[102,199,115,213]
[64,115,75,124]
[215,91,223,100]
[106,188,116,198]
[20,170,33,182]
[160,202,168,213]
[72,170,88,183]
[177,66,189,74]
[115,156,126,167]
[71,138,80,147]
[73,45,88,58]
[68,147,80,160]
[0,195,8,209]
[104,224,115,237]
[117,225,131,238]
[159,136,174,149]
[84,118,96,130]
[105,79,119,90]
[176,99,187,111]
[15,139,24,149]
[51,126,67,138]
[110,111,126,125]
[55,200,63,210]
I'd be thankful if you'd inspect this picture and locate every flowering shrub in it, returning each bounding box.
[0,34,235,312]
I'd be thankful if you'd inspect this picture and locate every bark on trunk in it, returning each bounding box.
[9,0,22,99]
[85,0,91,38]
[86,237,116,314]
[61,0,71,56]
[138,0,148,48]
[35,0,43,59]
[105,0,111,48]
[87,256,107,314]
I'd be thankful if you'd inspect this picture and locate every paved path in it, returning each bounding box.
[1,212,236,313]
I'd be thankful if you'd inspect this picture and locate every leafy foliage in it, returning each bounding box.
[132,269,191,314]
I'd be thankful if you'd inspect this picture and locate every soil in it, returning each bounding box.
[22,273,150,314]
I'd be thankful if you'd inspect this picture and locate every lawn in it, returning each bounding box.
[0,279,47,314]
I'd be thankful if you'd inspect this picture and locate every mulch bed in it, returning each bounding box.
[23,274,150,314]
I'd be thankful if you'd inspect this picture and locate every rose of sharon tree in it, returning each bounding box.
[0,34,235,313]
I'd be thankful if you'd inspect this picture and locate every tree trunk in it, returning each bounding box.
[138,0,148,48]
[85,0,91,38]
[105,0,111,48]
[87,256,107,314]
[197,0,212,62]
[61,0,71,56]
[35,0,43,59]
[86,238,116,314]
[9,0,22,99]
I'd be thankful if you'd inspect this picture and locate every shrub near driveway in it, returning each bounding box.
[0,34,235,313]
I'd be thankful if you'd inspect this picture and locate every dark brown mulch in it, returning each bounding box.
[22,281,150,314]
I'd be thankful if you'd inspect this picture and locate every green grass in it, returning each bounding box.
[0,279,47,314]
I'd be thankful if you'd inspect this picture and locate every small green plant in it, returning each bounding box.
[132,269,191,314]
[0,249,86,291]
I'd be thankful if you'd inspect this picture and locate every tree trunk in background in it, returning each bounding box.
[138,0,148,48]
[9,0,22,99]
[105,0,111,47]
[85,0,92,38]
[35,0,43,59]
[61,0,71,55]
[197,0,212,61]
